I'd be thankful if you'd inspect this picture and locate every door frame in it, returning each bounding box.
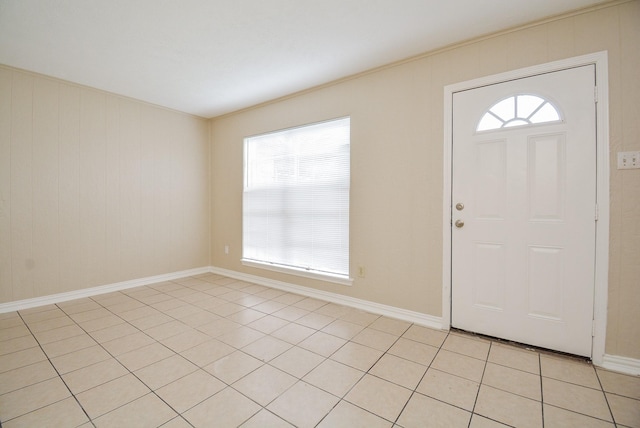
[442,51,609,365]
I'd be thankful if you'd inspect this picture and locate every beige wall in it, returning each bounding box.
[210,1,640,359]
[0,66,210,303]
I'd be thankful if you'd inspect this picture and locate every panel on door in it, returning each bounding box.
[451,65,596,357]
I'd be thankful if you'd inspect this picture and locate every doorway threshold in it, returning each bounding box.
[450,327,592,364]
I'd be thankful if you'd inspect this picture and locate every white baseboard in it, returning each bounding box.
[1,265,444,331]
[0,266,212,314]
[0,266,445,330]
[210,266,445,330]
[601,354,640,376]
[4,264,637,375]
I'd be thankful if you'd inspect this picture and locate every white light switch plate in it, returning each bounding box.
[617,151,640,169]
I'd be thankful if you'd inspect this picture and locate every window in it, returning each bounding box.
[242,117,350,284]
[477,94,561,131]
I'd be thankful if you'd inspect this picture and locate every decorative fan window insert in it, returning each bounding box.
[477,94,561,131]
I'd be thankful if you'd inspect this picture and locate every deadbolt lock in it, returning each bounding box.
[455,202,464,211]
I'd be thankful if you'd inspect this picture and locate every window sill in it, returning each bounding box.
[241,259,353,287]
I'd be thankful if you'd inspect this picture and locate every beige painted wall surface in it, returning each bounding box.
[210,1,640,359]
[0,66,210,303]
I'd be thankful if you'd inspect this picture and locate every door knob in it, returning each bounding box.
[455,202,464,211]
[455,219,464,228]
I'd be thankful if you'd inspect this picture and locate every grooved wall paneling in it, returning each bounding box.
[0,68,209,303]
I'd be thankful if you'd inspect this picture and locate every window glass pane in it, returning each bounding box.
[517,95,544,119]
[490,97,515,121]
[477,113,503,131]
[504,119,529,127]
[530,102,560,123]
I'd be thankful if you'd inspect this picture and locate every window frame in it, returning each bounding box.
[241,117,353,286]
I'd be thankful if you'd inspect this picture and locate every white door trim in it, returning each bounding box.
[442,51,610,365]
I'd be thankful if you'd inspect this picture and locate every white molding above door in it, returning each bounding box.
[442,51,610,365]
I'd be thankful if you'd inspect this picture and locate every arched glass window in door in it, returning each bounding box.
[477,94,561,131]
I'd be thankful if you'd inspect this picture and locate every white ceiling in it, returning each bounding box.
[0,0,608,118]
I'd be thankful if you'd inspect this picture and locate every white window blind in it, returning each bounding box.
[243,117,350,280]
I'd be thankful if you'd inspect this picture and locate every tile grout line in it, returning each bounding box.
[117,281,245,427]
[82,279,345,426]
[539,347,545,428]
[286,309,418,425]
[345,320,415,426]
[235,309,407,427]
[6,275,636,427]
[71,279,274,425]
[538,353,622,425]
[58,290,196,426]
[122,279,296,426]
[59,298,156,425]
[468,338,491,427]
[86,283,259,426]
[389,329,452,427]
[204,293,483,426]
[594,365,618,426]
[231,289,350,426]
[15,310,96,427]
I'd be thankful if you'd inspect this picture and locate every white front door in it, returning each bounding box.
[451,65,597,357]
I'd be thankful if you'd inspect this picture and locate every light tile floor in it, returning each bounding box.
[1,273,639,427]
